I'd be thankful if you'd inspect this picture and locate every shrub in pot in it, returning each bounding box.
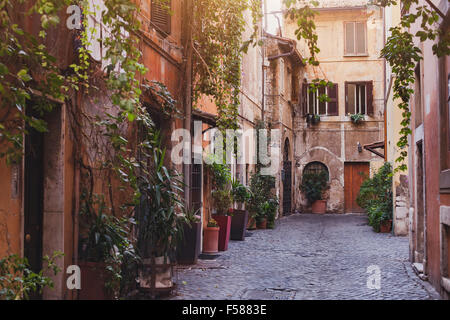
[230,181,250,240]
[177,208,202,265]
[203,219,220,254]
[78,194,137,300]
[247,172,277,229]
[208,162,233,251]
[135,132,185,296]
[357,163,393,233]
[300,171,329,213]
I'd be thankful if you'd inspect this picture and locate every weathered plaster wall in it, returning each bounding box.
[284,5,385,213]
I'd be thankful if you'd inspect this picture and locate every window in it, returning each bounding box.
[345,81,373,115]
[344,22,367,56]
[302,83,338,116]
[151,0,171,36]
[414,62,423,128]
[439,50,450,190]
[303,162,329,181]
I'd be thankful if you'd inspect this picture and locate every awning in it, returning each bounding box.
[363,141,385,159]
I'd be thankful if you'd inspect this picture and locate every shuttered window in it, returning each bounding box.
[345,81,373,115]
[303,83,339,116]
[151,0,171,36]
[344,22,367,56]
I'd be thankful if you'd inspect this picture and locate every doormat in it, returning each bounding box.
[198,253,221,260]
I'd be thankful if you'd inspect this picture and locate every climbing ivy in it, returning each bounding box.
[378,0,449,172]
[191,0,262,132]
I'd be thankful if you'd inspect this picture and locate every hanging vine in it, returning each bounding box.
[378,0,450,172]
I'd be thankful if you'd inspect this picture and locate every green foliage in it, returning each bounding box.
[78,193,138,297]
[262,198,279,228]
[231,180,251,204]
[135,130,185,260]
[356,162,393,232]
[192,0,261,132]
[0,252,63,300]
[247,171,278,221]
[212,189,233,215]
[378,0,450,172]
[349,113,365,124]
[300,171,328,203]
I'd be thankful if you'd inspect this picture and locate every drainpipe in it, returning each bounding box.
[262,0,267,122]
[183,0,193,208]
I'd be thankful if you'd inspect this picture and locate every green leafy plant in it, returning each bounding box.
[0,251,63,300]
[231,180,250,205]
[262,198,279,229]
[300,171,328,203]
[357,162,393,232]
[212,189,233,216]
[78,193,138,297]
[349,113,365,124]
[247,171,278,221]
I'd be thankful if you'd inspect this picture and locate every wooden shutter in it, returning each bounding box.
[151,0,171,36]
[344,22,355,55]
[302,83,308,116]
[355,22,366,55]
[328,83,339,116]
[367,81,374,116]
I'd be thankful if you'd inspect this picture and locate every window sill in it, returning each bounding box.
[343,54,369,57]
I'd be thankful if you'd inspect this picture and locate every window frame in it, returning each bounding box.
[343,21,368,57]
[151,0,172,37]
[306,83,338,116]
[345,81,373,116]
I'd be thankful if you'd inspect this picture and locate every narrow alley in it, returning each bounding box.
[172,214,439,300]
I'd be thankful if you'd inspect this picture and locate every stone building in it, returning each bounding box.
[264,33,305,216]
[283,0,385,213]
[400,0,450,299]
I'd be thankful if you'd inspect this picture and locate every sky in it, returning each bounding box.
[266,0,283,34]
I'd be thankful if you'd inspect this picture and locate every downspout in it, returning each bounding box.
[262,0,267,122]
[183,0,193,208]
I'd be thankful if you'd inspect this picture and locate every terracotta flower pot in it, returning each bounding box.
[256,218,267,229]
[380,220,392,233]
[203,226,220,254]
[212,214,232,251]
[247,216,257,230]
[230,209,249,241]
[311,200,326,214]
[177,221,202,265]
[78,261,112,300]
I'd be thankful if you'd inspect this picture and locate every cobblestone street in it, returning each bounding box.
[172,214,440,300]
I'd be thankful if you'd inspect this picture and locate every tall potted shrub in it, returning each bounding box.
[78,194,137,300]
[300,171,329,214]
[357,163,393,233]
[135,131,184,297]
[230,181,250,240]
[248,172,278,229]
[176,207,202,265]
[206,162,233,251]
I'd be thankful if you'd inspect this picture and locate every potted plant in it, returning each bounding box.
[307,114,321,125]
[300,171,329,214]
[208,162,233,251]
[230,180,250,240]
[176,207,202,265]
[78,194,137,300]
[203,218,220,254]
[265,198,279,229]
[357,163,393,233]
[135,131,185,297]
[349,113,365,125]
[248,172,278,230]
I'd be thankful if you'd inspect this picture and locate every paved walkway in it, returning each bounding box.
[171,214,440,300]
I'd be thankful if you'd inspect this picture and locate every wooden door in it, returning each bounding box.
[283,161,292,216]
[344,162,370,213]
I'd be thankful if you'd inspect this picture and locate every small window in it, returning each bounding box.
[344,22,367,56]
[303,162,329,181]
[305,83,338,116]
[345,81,373,115]
[151,0,171,37]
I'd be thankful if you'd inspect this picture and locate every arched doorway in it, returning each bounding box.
[283,138,292,216]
